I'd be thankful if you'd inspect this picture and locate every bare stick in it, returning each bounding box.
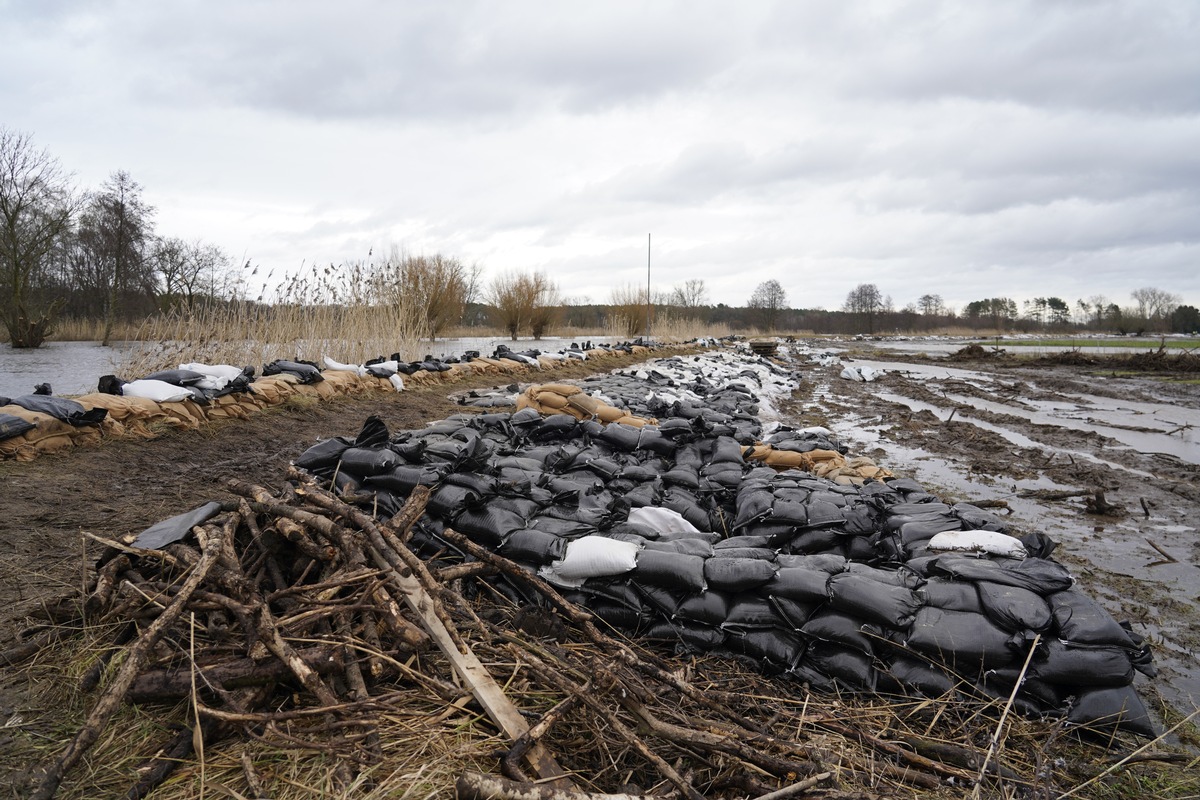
[31,515,231,800]
[972,633,1041,800]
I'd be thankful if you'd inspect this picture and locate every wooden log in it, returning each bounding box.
[126,645,345,702]
[456,772,659,800]
[31,514,230,800]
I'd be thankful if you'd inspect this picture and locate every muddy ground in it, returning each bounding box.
[2,344,1198,788]
[792,346,1200,728]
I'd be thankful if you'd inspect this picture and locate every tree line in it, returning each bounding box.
[3,128,1195,348]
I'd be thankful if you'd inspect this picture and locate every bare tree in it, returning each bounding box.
[1131,286,1182,330]
[0,128,80,347]
[489,270,559,340]
[382,249,479,341]
[842,283,887,333]
[154,237,234,308]
[747,279,787,332]
[670,278,709,319]
[77,170,157,345]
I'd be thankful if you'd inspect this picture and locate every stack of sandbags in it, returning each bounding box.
[0,396,106,460]
[517,383,657,428]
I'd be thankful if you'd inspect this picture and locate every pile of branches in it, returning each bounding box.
[5,473,1168,800]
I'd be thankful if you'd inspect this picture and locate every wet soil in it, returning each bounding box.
[792,349,1200,726]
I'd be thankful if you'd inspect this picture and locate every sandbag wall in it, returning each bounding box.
[294,350,1157,737]
[0,344,656,462]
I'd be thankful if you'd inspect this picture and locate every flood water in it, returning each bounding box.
[849,359,1200,467]
[0,336,618,399]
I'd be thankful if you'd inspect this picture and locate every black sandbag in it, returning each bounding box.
[644,621,727,653]
[500,528,567,565]
[635,584,682,617]
[827,573,923,628]
[7,395,107,426]
[906,607,1020,669]
[1033,640,1134,687]
[263,359,324,383]
[769,596,818,629]
[523,514,598,538]
[338,446,401,476]
[732,491,773,530]
[631,549,706,592]
[640,538,714,557]
[142,368,207,386]
[801,609,882,656]
[714,534,773,551]
[331,471,360,494]
[710,546,776,560]
[427,483,483,516]
[704,557,776,592]
[931,555,1075,596]
[659,489,713,532]
[804,642,875,690]
[722,597,779,631]
[842,535,876,563]
[295,417,385,470]
[977,581,1053,633]
[1067,685,1157,738]
[799,500,846,529]
[1048,589,1137,648]
[729,629,805,671]
[775,553,847,573]
[453,506,526,547]
[770,499,810,527]
[675,591,732,625]
[763,567,831,602]
[919,579,982,614]
[597,423,640,451]
[531,414,579,441]
[982,666,1062,708]
[843,562,925,589]
[887,656,956,698]
[781,527,842,554]
[444,471,497,495]
[662,466,700,491]
[132,501,224,549]
[364,464,445,494]
[0,412,36,441]
[585,601,646,632]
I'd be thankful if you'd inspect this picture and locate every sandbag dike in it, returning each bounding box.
[0,343,658,462]
[293,349,1156,737]
[11,348,1169,798]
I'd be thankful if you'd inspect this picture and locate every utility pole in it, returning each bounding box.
[645,233,652,342]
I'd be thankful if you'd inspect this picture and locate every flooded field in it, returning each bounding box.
[792,346,1200,717]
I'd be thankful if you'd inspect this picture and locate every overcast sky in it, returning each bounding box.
[3,1,1198,313]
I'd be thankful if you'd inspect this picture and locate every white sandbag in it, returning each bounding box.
[839,365,880,382]
[323,356,367,376]
[628,506,702,535]
[122,379,193,403]
[929,530,1028,559]
[388,374,406,392]
[178,362,242,391]
[538,535,640,587]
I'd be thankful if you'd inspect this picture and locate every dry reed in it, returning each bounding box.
[114,261,426,377]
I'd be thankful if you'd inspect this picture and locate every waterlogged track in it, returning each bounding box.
[794,352,1200,718]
